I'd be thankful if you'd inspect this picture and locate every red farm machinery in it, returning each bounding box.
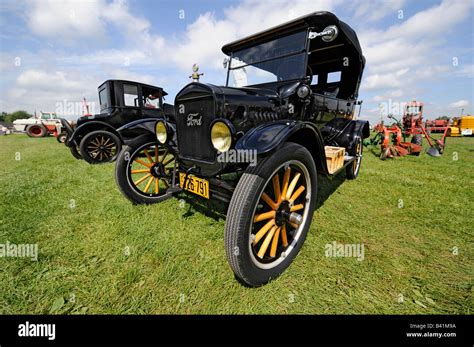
[364,99,449,159]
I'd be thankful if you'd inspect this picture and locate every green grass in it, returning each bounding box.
[0,134,472,314]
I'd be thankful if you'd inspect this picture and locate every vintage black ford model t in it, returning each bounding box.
[61,79,174,164]
[114,12,369,286]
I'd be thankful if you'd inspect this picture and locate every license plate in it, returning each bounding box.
[179,173,210,199]
[461,129,472,135]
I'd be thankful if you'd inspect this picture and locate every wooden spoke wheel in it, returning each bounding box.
[80,130,121,164]
[128,144,175,197]
[250,162,309,266]
[225,142,317,286]
[346,137,363,179]
[115,136,178,204]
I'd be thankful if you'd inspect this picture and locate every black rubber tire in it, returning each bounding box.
[56,132,67,143]
[115,134,177,205]
[224,142,317,287]
[69,145,82,159]
[346,137,363,179]
[411,134,422,146]
[26,124,47,138]
[79,130,121,164]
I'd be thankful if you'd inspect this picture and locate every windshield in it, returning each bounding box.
[227,31,307,87]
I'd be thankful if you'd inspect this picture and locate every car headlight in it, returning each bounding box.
[211,121,232,152]
[155,121,167,144]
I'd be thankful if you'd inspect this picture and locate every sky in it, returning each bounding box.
[0,0,473,123]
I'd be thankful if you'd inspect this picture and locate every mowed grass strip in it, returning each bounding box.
[0,134,472,314]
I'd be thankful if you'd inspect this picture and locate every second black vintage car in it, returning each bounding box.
[61,80,174,164]
[114,12,369,286]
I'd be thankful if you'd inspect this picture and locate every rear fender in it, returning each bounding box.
[321,118,370,154]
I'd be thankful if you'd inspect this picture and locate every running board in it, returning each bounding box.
[327,155,356,176]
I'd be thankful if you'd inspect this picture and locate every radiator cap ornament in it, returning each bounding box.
[189,64,204,82]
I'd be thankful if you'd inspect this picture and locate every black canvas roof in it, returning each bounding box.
[221,11,363,59]
[99,80,168,96]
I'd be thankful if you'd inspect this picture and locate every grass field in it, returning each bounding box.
[0,134,472,314]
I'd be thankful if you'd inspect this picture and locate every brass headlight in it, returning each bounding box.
[155,121,167,144]
[211,121,232,152]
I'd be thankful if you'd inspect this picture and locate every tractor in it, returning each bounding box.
[365,99,449,158]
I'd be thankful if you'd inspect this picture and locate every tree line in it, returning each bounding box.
[0,111,33,123]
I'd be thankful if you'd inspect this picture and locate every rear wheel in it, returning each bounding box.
[225,142,317,286]
[26,124,47,138]
[56,132,67,143]
[79,130,121,164]
[69,145,82,159]
[346,137,363,179]
[115,135,178,204]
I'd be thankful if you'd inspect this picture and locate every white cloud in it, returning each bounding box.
[351,0,406,22]
[27,0,107,42]
[364,68,409,90]
[449,100,469,108]
[163,0,339,70]
[26,0,156,45]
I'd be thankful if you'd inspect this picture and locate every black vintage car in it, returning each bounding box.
[61,80,174,164]
[115,12,369,286]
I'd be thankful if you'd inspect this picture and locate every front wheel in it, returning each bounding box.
[225,142,317,287]
[79,130,121,164]
[115,135,178,204]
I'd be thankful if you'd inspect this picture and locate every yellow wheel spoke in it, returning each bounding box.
[253,219,275,245]
[131,169,150,174]
[155,146,159,162]
[286,172,301,200]
[143,176,154,192]
[290,204,304,212]
[281,224,288,247]
[257,226,277,259]
[134,158,152,168]
[289,185,305,204]
[270,227,281,258]
[134,173,151,186]
[281,167,291,200]
[253,210,275,223]
[272,174,281,203]
[143,149,154,163]
[261,193,277,210]
[155,178,160,194]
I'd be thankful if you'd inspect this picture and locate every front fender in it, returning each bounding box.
[235,120,320,155]
[117,118,176,146]
[116,118,159,136]
[68,121,118,147]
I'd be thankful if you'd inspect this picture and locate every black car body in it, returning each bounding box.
[115,12,370,286]
[174,11,368,186]
[62,79,174,163]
